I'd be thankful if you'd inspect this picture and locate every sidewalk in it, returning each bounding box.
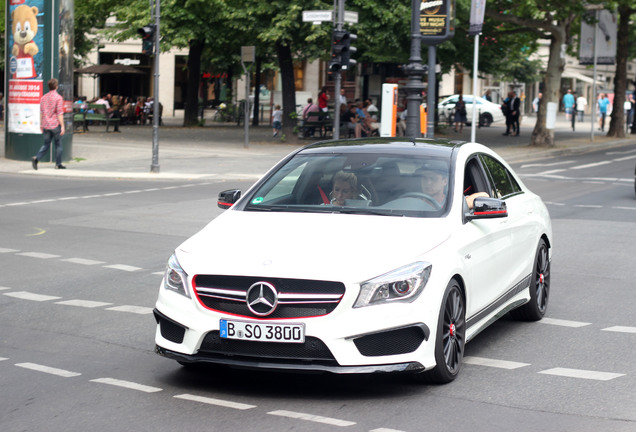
[1,111,634,180]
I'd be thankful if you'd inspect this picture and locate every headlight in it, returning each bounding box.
[354,262,431,308]
[163,253,190,298]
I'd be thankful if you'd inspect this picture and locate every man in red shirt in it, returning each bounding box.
[32,78,66,169]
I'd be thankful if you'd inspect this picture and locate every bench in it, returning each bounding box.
[301,111,333,138]
[83,103,120,132]
[73,105,88,133]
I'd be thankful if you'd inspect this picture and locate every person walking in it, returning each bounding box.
[32,78,66,170]
[454,95,467,133]
[597,93,610,132]
[532,92,542,115]
[576,93,587,122]
[563,89,575,121]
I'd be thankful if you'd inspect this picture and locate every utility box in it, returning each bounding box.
[380,84,398,137]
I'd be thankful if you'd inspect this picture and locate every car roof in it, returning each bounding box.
[299,138,467,158]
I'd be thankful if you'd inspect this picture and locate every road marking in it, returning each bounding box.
[0,248,19,253]
[30,199,56,204]
[58,196,80,201]
[4,291,61,301]
[61,258,106,265]
[152,271,164,276]
[105,305,153,314]
[602,326,636,334]
[16,252,60,259]
[539,368,624,381]
[90,377,162,393]
[539,317,591,328]
[124,190,142,194]
[0,357,8,361]
[56,299,113,308]
[520,161,575,169]
[613,155,636,161]
[370,429,407,432]
[612,206,636,211]
[174,394,256,410]
[463,356,530,370]
[103,264,142,272]
[5,202,29,206]
[544,202,566,206]
[0,286,11,291]
[16,362,81,377]
[535,169,567,175]
[103,192,122,196]
[573,204,602,208]
[571,161,612,170]
[268,410,356,427]
[26,228,46,237]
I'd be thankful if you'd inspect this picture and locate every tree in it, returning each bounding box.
[607,2,636,137]
[486,2,591,147]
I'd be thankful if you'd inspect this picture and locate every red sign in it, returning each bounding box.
[8,80,43,104]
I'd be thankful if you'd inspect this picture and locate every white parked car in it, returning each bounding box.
[154,138,552,383]
[438,94,505,127]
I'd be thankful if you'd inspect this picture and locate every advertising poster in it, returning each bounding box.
[7,0,45,134]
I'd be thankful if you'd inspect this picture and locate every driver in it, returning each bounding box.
[331,171,357,206]
[416,161,487,209]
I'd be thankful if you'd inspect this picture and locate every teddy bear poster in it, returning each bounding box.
[10,0,45,80]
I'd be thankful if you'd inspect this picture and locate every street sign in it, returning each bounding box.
[115,58,141,66]
[241,46,255,63]
[344,11,358,24]
[302,10,333,24]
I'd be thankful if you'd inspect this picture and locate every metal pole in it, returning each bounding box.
[243,61,250,148]
[150,0,160,173]
[426,45,436,138]
[470,34,479,142]
[590,9,599,142]
[405,0,424,138]
[332,0,344,140]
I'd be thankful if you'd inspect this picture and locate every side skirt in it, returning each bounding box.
[465,274,531,342]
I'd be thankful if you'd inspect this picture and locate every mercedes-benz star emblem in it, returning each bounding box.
[246,281,278,316]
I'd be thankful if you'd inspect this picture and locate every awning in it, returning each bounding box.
[75,64,146,75]
[562,70,601,85]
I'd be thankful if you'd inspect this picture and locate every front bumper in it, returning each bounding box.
[155,344,425,374]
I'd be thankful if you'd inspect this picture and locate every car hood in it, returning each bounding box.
[176,210,451,283]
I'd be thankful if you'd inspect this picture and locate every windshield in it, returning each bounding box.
[245,152,451,217]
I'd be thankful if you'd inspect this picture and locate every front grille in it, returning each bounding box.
[193,275,345,319]
[199,331,337,364]
[354,326,427,357]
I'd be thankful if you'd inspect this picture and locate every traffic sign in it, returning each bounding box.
[302,10,333,24]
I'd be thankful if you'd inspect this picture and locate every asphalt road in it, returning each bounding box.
[1,144,635,432]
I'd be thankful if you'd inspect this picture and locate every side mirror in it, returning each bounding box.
[466,197,507,221]
[217,189,241,210]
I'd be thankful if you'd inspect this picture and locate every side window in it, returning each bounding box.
[479,155,522,198]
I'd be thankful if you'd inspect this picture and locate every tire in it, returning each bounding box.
[480,113,493,127]
[417,279,466,384]
[511,239,550,321]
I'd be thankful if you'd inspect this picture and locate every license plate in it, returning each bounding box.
[219,319,305,343]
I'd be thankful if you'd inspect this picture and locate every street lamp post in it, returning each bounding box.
[404,0,425,138]
[150,0,161,173]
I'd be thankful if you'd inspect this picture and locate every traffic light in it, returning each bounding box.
[137,25,155,55]
[329,30,347,72]
[341,32,357,70]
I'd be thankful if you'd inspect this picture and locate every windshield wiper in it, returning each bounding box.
[335,208,404,217]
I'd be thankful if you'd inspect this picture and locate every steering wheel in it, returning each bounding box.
[397,192,442,210]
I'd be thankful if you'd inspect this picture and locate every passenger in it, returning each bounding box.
[331,171,357,206]
[416,162,487,209]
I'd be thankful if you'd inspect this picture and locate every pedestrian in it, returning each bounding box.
[576,93,587,122]
[571,91,577,131]
[32,78,66,170]
[532,92,542,114]
[510,91,520,136]
[454,95,467,133]
[482,89,492,102]
[597,93,610,132]
[271,104,282,137]
[563,89,575,121]
[502,93,512,135]
[338,88,347,106]
[318,86,328,113]
[302,97,319,137]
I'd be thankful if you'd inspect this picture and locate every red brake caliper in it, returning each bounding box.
[449,323,455,337]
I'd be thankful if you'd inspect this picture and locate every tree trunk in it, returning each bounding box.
[607,5,631,138]
[252,57,262,127]
[531,31,566,147]
[276,41,299,143]
[184,39,204,127]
